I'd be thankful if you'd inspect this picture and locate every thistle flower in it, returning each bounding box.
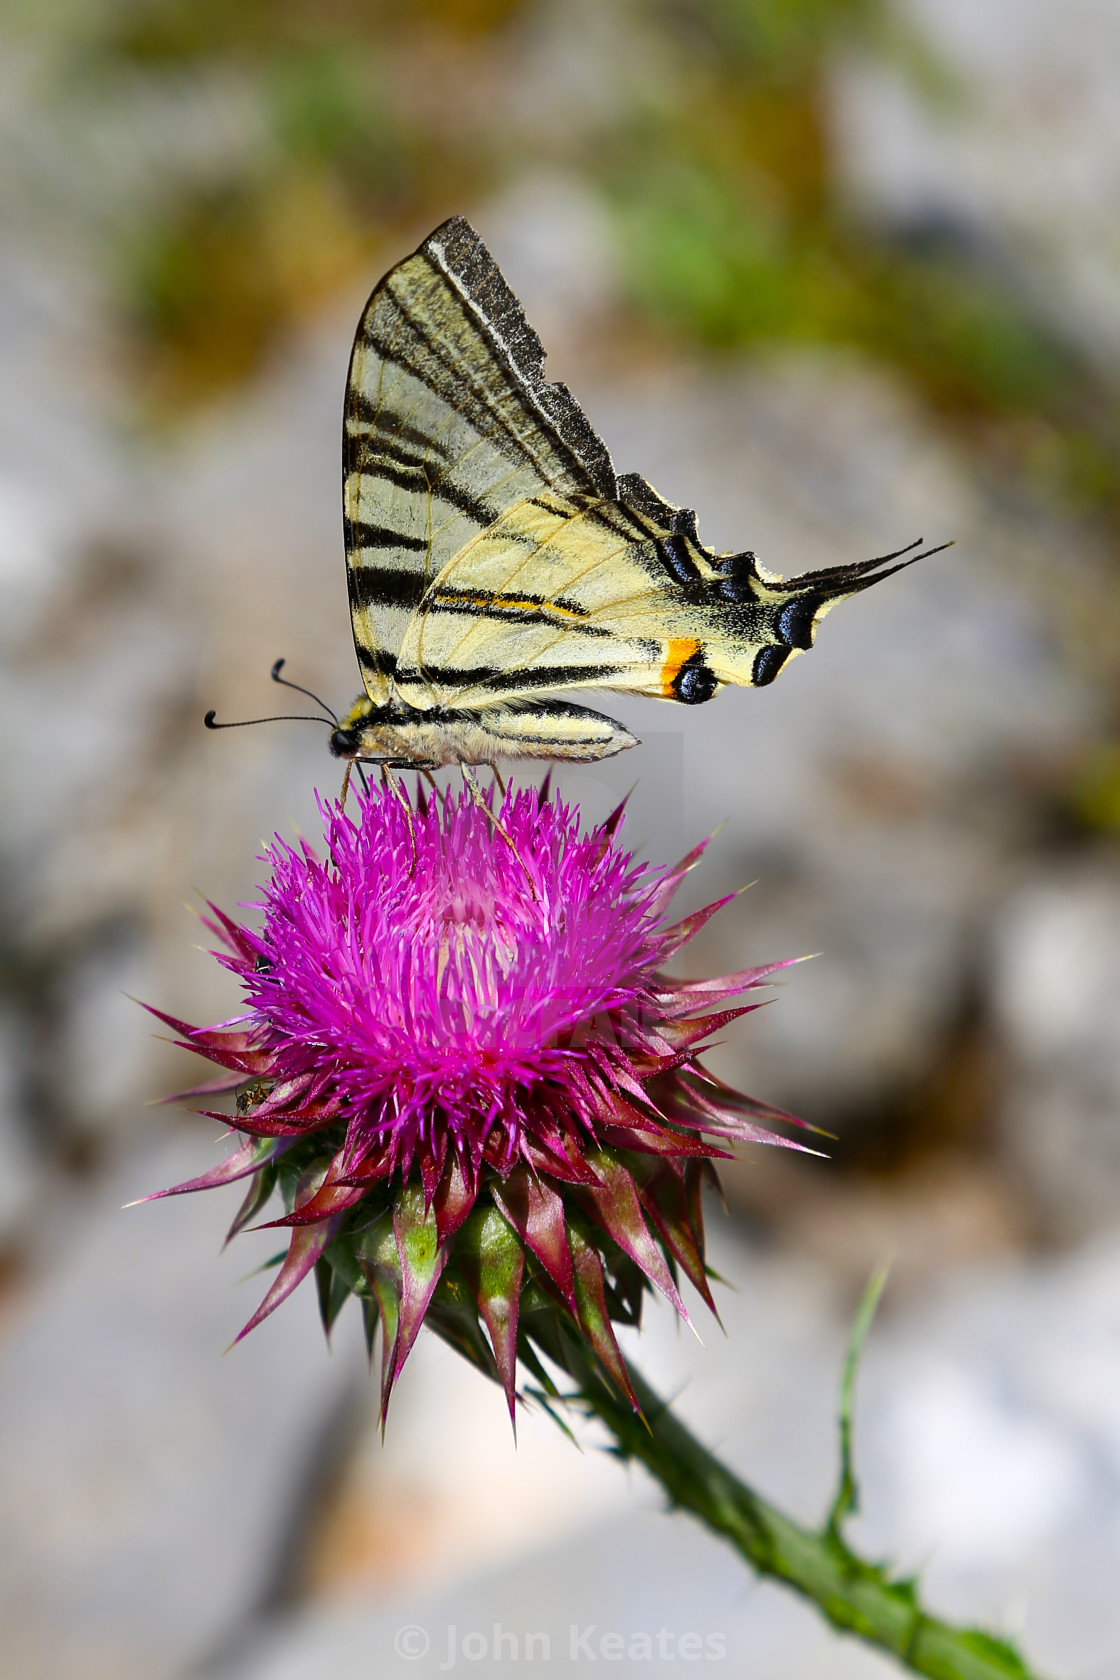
[145,780,808,1422]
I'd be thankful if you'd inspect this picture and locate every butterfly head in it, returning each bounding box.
[329,693,400,762]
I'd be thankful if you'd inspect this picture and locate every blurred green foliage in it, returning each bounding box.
[9,0,1120,528]
[22,0,513,403]
[1071,742,1120,834]
[603,0,1120,523]
[88,0,528,61]
[113,37,443,397]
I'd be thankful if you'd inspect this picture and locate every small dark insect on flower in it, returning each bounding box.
[143,781,813,1423]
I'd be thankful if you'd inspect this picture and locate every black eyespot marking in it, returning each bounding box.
[777,596,818,650]
[752,645,790,687]
[673,651,718,704]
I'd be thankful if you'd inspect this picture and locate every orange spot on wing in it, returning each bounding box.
[659,637,701,697]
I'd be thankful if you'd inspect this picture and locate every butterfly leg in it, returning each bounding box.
[491,763,507,799]
[414,766,439,816]
[460,765,537,901]
[380,763,417,872]
[339,761,353,810]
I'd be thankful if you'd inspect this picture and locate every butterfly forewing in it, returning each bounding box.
[342,217,619,704]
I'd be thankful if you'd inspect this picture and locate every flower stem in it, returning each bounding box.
[562,1352,1044,1680]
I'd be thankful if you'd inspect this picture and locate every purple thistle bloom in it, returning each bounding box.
[145,780,810,1421]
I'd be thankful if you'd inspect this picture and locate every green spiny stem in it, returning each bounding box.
[563,1352,1045,1680]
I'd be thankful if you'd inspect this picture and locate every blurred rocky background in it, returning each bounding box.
[0,1,1119,1675]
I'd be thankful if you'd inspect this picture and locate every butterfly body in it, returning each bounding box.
[335,216,941,768]
[329,693,636,768]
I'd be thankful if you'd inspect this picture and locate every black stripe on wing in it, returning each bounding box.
[426,586,614,634]
[357,643,398,679]
[617,471,701,545]
[346,393,456,461]
[616,471,708,587]
[348,521,430,554]
[349,565,428,613]
[399,661,630,694]
[654,533,703,587]
[358,321,572,492]
[348,451,503,526]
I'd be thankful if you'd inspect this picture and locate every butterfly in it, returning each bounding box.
[327,215,943,773]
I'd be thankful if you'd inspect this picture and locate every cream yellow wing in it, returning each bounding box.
[343,215,616,703]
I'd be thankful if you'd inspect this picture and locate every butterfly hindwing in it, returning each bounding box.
[394,488,717,709]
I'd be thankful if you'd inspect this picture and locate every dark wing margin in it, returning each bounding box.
[422,216,617,500]
[616,470,701,546]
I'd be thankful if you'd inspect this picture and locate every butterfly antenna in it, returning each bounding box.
[204,710,332,730]
[270,658,339,724]
[461,765,538,903]
[380,765,417,874]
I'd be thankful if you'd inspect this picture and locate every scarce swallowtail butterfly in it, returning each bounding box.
[316,216,945,772]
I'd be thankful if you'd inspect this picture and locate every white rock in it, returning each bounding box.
[0,1012,40,1240]
[833,0,1120,367]
[989,862,1120,1232]
[858,1235,1120,1676]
